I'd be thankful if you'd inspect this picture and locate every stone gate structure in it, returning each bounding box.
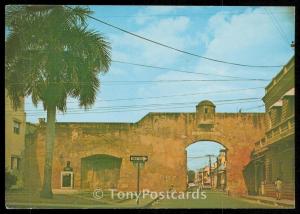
[24,100,266,195]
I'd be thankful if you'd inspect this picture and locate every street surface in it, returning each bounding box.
[5,189,282,208]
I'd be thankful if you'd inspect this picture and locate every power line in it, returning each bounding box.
[89,11,294,18]
[9,99,263,116]
[8,99,263,116]
[6,78,270,86]
[64,6,284,68]
[20,86,264,104]
[188,154,217,159]
[242,104,265,111]
[22,97,262,112]
[111,59,272,79]
[268,8,290,44]
[264,7,290,46]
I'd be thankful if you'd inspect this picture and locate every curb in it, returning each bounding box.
[241,196,295,208]
[143,196,160,208]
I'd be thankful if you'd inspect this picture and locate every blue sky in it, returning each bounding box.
[186,141,225,170]
[24,6,295,124]
[20,6,294,170]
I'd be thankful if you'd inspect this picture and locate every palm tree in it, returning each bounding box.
[5,5,111,198]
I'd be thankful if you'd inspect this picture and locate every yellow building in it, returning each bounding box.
[243,56,295,200]
[195,149,227,190]
[214,149,227,190]
[5,89,26,186]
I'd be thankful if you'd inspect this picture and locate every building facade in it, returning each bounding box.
[243,56,295,200]
[195,149,227,190]
[212,149,227,191]
[196,166,211,188]
[5,89,26,187]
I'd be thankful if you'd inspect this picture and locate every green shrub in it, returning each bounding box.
[5,170,17,190]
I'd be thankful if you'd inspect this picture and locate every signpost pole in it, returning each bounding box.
[130,155,148,206]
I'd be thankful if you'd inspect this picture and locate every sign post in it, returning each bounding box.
[130,155,148,205]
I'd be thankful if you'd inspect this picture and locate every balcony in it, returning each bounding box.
[254,115,294,153]
[255,137,266,147]
[266,115,294,144]
[254,137,267,153]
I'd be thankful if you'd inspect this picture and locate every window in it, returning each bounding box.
[11,156,20,170]
[270,107,282,127]
[268,111,272,129]
[275,108,282,125]
[13,121,20,134]
[287,96,295,116]
[204,108,208,114]
[61,172,74,189]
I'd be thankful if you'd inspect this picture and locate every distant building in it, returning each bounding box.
[194,149,228,191]
[209,149,227,191]
[214,149,227,190]
[202,166,211,187]
[211,162,218,189]
[195,168,204,186]
[243,56,295,200]
[5,89,26,187]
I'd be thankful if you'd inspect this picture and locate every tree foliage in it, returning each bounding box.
[5,5,111,111]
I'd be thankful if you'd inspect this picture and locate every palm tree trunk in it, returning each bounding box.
[40,104,56,198]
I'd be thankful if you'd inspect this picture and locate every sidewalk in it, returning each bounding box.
[5,191,158,209]
[241,195,295,208]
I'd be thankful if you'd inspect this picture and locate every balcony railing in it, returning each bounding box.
[254,115,294,152]
[266,115,294,144]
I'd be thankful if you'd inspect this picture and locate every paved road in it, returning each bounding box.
[150,190,279,208]
[6,190,282,208]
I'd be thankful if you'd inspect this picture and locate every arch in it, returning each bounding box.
[79,147,126,161]
[185,131,231,150]
[187,139,229,151]
[185,140,228,191]
[80,154,123,190]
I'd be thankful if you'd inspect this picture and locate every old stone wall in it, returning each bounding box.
[24,111,266,195]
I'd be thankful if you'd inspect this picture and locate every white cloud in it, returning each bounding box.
[135,6,294,113]
[110,16,196,67]
[134,6,185,25]
[25,6,295,122]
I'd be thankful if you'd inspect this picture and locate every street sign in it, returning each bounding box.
[129,155,148,205]
[130,155,148,162]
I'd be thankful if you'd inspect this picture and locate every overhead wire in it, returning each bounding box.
[64,6,284,68]
[16,86,263,104]
[22,97,262,113]
[241,104,265,111]
[89,10,294,18]
[7,78,270,86]
[111,59,273,79]
[8,99,264,116]
[264,7,290,46]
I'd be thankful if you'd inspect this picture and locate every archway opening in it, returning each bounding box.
[186,141,227,191]
[81,154,122,190]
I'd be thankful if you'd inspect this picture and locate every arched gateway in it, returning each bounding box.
[25,100,266,195]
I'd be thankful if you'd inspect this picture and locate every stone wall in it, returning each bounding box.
[24,111,266,195]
